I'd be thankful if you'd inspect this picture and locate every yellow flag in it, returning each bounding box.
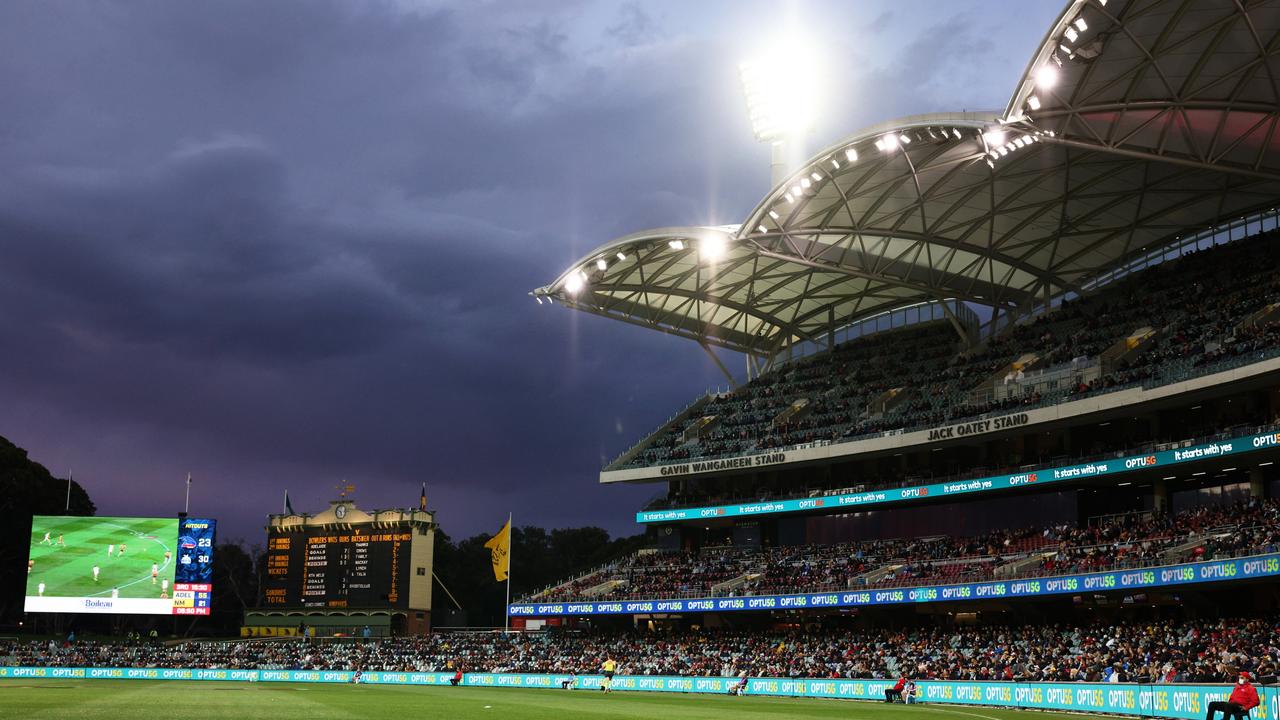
[484,518,511,582]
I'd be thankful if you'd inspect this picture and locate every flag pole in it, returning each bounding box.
[184,472,191,515]
[65,471,72,513]
[504,512,512,632]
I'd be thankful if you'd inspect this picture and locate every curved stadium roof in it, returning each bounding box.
[533,0,1280,360]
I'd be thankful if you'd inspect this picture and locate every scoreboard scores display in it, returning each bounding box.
[263,526,413,608]
[25,515,216,616]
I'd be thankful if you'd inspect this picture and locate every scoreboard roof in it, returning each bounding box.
[532,0,1280,359]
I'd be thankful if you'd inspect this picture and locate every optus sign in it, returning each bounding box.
[638,429,1275,524]
[509,552,1280,617]
[0,668,1271,720]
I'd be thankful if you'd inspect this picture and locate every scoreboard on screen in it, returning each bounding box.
[25,515,215,616]
[263,525,413,609]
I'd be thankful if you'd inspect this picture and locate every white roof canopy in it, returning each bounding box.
[534,0,1280,359]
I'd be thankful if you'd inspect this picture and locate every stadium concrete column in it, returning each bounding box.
[1153,478,1168,513]
[771,141,789,190]
[828,307,835,355]
[1250,468,1266,498]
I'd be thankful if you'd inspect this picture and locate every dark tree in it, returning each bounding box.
[0,435,95,624]
[432,524,648,628]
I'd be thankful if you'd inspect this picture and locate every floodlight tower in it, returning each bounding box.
[738,41,819,188]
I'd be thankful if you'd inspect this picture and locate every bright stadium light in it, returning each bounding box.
[700,234,728,261]
[616,251,627,261]
[738,43,819,143]
[1036,64,1059,89]
[738,34,822,187]
[564,271,585,294]
[596,259,608,271]
[668,239,685,251]
[875,133,899,152]
[982,129,1007,148]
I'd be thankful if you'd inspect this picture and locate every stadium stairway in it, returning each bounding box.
[994,552,1052,578]
[1100,326,1161,373]
[605,395,711,470]
[711,572,761,595]
[1159,531,1232,565]
[851,563,903,586]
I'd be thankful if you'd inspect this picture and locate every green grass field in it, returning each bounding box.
[26,516,176,600]
[0,680,1096,720]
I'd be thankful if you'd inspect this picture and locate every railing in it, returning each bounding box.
[643,419,1280,514]
[614,327,1280,473]
[547,523,1268,602]
[969,359,1102,405]
[518,551,644,603]
[604,393,719,470]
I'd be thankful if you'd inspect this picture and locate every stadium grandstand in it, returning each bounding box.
[513,0,1280,649]
[10,0,1280,716]
[2,615,1277,681]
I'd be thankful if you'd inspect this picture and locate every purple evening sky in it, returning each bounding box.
[0,0,1064,544]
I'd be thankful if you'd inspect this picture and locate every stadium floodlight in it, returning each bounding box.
[564,271,585,294]
[668,239,685,251]
[596,259,608,271]
[875,134,899,152]
[738,43,819,144]
[739,36,821,188]
[700,234,728,261]
[982,128,1007,148]
[616,251,627,261]
[1036,64,1059,89]
[1027,95,1042,111]
[845,147,858,162]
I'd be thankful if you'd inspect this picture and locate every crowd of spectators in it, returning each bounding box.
[531,499,1280,602]
[3,617,1277,685]
[620,230,1280,471]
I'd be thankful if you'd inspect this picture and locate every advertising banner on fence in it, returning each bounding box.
[637,428,1280,524]
[508,553,1280,617]
[1,667,1274,720]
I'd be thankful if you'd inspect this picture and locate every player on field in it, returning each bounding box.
[600,658,616,693]
[108,544,115,558]
[37,582,45,596]
[161,579,169,595]
[40,531,52,545]
[92,565,100,582]
[27,560,34,574]
[118,542,127,558]
[56,534,65,546]
[152,563,159,584]
[164,550,171,563]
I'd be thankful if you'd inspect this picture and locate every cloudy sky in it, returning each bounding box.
[0,0,1065,545]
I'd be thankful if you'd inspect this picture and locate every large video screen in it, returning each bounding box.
[25,515,215,615]
[262,526,412,609]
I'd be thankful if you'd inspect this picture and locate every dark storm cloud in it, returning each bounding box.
[0,0,1065,542]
